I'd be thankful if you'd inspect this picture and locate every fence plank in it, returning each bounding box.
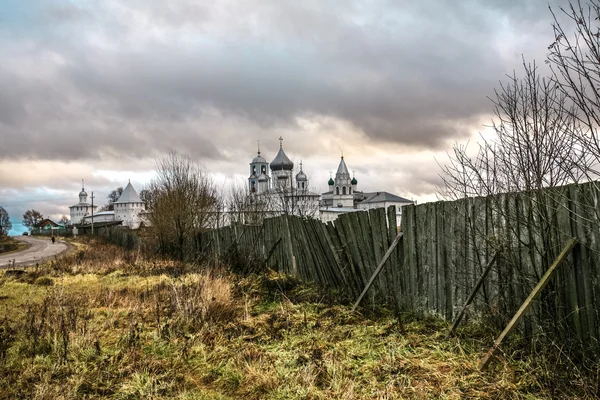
[478,238,578,370]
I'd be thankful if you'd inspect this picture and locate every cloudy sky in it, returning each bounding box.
[0,0,571,234]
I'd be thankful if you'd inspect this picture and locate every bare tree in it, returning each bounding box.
[99,187,124,211]
[139,188,155,210]
[268,167,320,219]
[22,209,44,232]
[149,152,220,259]
[548,0,600,175]
[226,181,276,226]
[0,207,11,236]
[438,59,588,325]
[59,215,70,227]
[440,59,584,201]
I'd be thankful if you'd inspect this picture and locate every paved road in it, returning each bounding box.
[0,236,68,268]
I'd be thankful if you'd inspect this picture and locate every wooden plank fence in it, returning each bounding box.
[198,207,401,305]
[198,181,600,348]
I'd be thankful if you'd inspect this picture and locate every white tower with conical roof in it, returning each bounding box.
[113,181,145,229]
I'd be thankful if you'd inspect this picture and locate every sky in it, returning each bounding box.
[0,0,572,235]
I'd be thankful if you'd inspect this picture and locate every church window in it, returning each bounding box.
[261,165,266,174]
[336,187,339,195]
[342,187,347,195]
[349,188,352,194]
[302,182,305,189]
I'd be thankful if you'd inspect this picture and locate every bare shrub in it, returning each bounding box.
[148,152,221,260]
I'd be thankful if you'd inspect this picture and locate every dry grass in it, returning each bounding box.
[0,235,28,255]
[0,239,597,399]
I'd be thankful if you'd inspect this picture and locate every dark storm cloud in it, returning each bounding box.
[0,0,562,161]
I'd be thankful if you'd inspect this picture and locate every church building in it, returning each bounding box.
[69,181,98,224]
[246,137,320,219]
[72,180,146,229]
[319,156,414,224]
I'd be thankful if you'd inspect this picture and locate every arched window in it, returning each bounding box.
[349,188,352,194]
[336,187,339,195]
[342,187,346,195]
[302,182,305,189]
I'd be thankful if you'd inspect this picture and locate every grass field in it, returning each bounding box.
[0,239,597,399]
[0,235,27,255]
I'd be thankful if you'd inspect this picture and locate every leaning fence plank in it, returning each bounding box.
[478,238,578,370]
[446,252,498,338]
[351,232,404,312]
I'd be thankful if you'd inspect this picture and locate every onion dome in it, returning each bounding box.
[79,188,87,197]
[328,178,335,186]
[351,177,357,185]
[253,153,267,164]
[252,140,267,164]
[296,171,308,182]
[296,161,308,182]
[270,136,294,171]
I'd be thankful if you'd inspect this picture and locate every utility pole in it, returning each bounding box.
[91,191,95,235]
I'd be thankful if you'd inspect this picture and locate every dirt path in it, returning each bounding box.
[0,236,68,268]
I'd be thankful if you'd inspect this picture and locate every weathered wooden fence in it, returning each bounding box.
[199,181,600,348]
[198,206,402,305]
[403,181,600,347]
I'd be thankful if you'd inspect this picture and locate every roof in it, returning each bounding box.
[252,153,267,164]
[69,202,97,208]
[320,207,359,213]
[362,191,413,204]
[336,157,350,176]
[114,182,142,204]
[39,219,60,228]
[296,170,307,182]
[270,146,294,171]
[258,173,269,182]
[83,211,115,217]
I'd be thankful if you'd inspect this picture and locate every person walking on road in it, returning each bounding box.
[51,236,55,244]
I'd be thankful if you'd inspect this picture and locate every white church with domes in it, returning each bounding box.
[246,138,414,224]
[320,155,414,223]
[247,137,320,219]
[69,181,98,224]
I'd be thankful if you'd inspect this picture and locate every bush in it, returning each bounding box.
[34,276,54,286]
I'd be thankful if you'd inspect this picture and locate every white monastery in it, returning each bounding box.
[247,138,413,224]
[71,181,146,229]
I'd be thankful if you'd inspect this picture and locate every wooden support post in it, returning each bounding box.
[478,238,578,370]
[262,237,282,268]
[351,232,403,313]
[446,252,498,338]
